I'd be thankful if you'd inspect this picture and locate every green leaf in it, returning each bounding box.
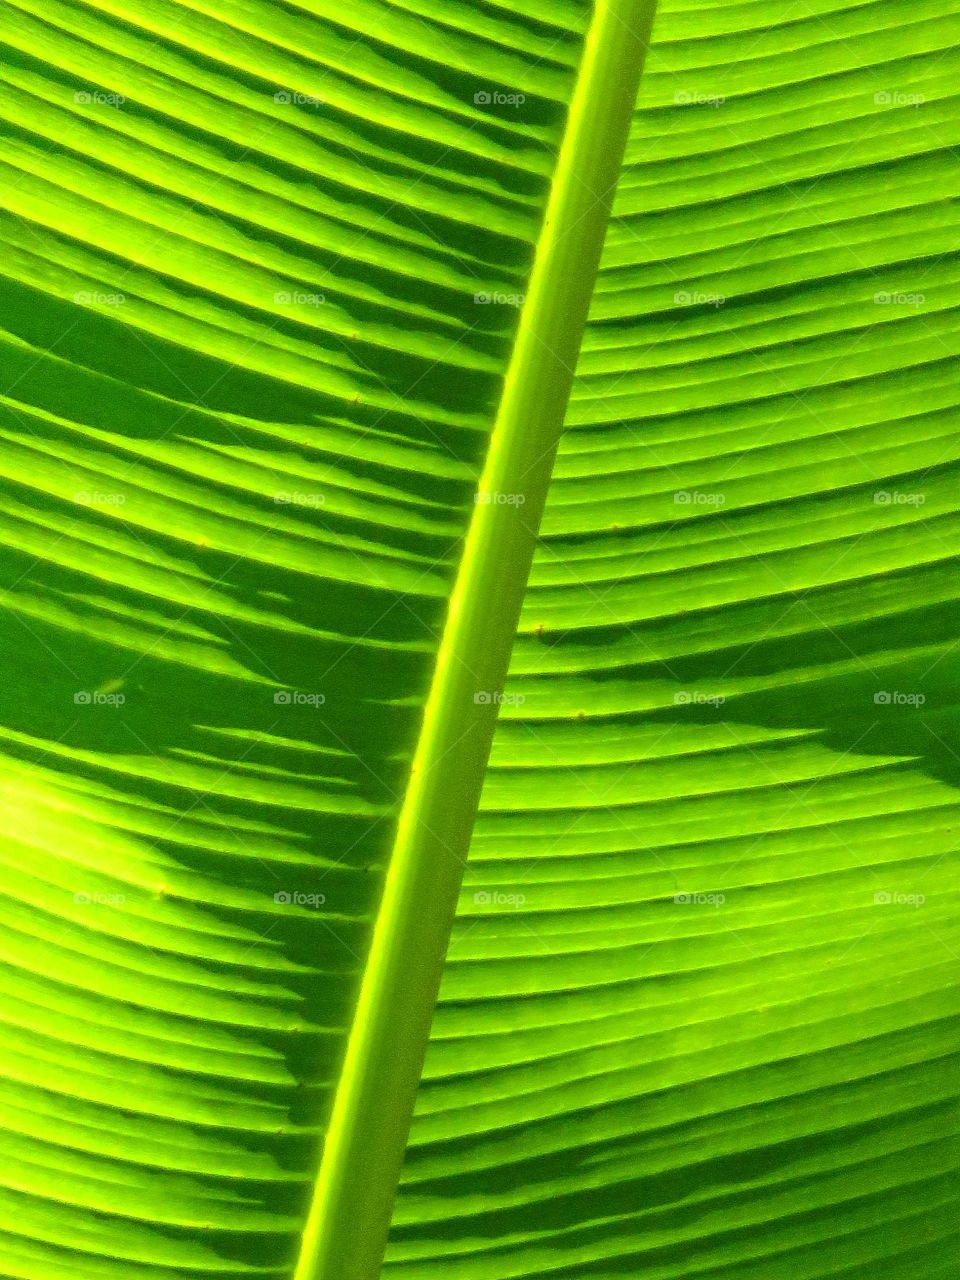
[385,3,960,1278]
[2,2,959,1280]
[0,2,653,1279]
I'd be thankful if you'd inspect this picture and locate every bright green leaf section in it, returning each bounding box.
[387,2,960,1278]
[0,0,605,1277]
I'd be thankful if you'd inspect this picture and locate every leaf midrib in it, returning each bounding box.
[292,4,659,1277]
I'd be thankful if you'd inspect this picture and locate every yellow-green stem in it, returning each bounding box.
[295,3,658,1276]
